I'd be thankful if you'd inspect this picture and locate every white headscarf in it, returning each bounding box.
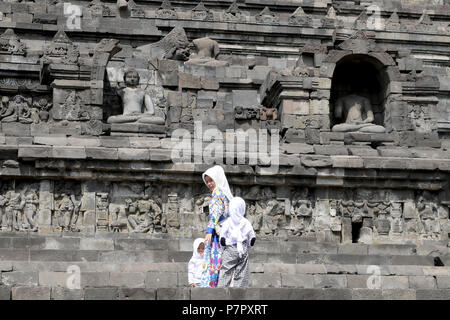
[202,165,233,201]
[192,238,205,260]
[227,197,247,257]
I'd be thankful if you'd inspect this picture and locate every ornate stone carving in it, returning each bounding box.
[258,199,285,236]
[255,7,279,24]
[136,26,190,61]
[288,7,312,26]
[191,1,214,21]
[0,95,34,124]
[41,30,79,65]
[386,9,401,30]
[186,37,228,67]
[234,106,260,120]
[127,0,145,18]
[0,29,26,56]
[107,69,166,125]
[407,104,434,133]
[156,0,177,19]
[96,193,110,231]
[22,189,39,232]
[260,107,278,121]
[32,97,52,123]
[127,196,162,233]
[288,199,313,236]
[162,192,180,231]
[54,194,81,232]
[223,0,246,22]
[88,0,114,17]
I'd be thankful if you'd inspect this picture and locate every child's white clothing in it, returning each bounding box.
[220,197,255,257]
[218,197,256,288]
[188,238,205,286]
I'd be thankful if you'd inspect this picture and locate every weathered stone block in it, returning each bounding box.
[2,123,30,136]
[85,147,118,160]
[313,275,347,289]
[110,272,146,288]
[179,73,201,89]
[12,286,50,300]
[250,274,282,288]
[408,276,437,289]
[156,288,190,300]
[52,146,86,159]
[51,287,83,300]
[282,99,309,115]
[118,288,156,300]
[281,274,314,288]
[118,148,150,161]
[1,272,38,286]
[145,272,178,288]
[0,286,11,300]
[381,276,409,289]
[84,288,118,300]
[18,145,52,158]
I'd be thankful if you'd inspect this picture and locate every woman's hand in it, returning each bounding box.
[205,233,212,244]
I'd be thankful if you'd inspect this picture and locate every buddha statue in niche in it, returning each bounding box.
[331,91,385,133]
[107,69,165,125]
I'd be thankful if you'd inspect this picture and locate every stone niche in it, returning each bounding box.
[260,30,440,145]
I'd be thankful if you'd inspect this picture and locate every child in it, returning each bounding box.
[217,197,256,288]
[188,238,206,287]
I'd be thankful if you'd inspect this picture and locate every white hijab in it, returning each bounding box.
[227,197,247,257]
[192,238,205,260]
[202,165,233,201]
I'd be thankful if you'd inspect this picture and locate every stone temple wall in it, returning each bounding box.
[0,0,448,245]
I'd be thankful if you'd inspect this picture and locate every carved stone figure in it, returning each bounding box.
[260,108,278,121]
[9,191,24,231]
[3,191,15,231]
[107,69,166,125]
[246,202,262,233]
[259,199,285,236]
[136,26,190,61]
[110,207,128,232]
[56,194,80,232]
[33,97,52,122]
[332,94,386,133]
[186,37,228,67]
[417,196,439,237]
[127,195,162,233]
[96,193,110,231]
[23,190,39,232]
[288,200,313,236]
[162,192,180,231]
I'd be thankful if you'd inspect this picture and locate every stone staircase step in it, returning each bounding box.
[4,260,449,277]
[2,267,448,290]
[1,235,448,257]
[0,248,443,265]
[1,286,450,300]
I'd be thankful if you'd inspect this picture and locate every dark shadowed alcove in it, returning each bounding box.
[330,54,389,128]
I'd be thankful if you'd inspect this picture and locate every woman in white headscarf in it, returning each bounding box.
[199,165,233,287]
